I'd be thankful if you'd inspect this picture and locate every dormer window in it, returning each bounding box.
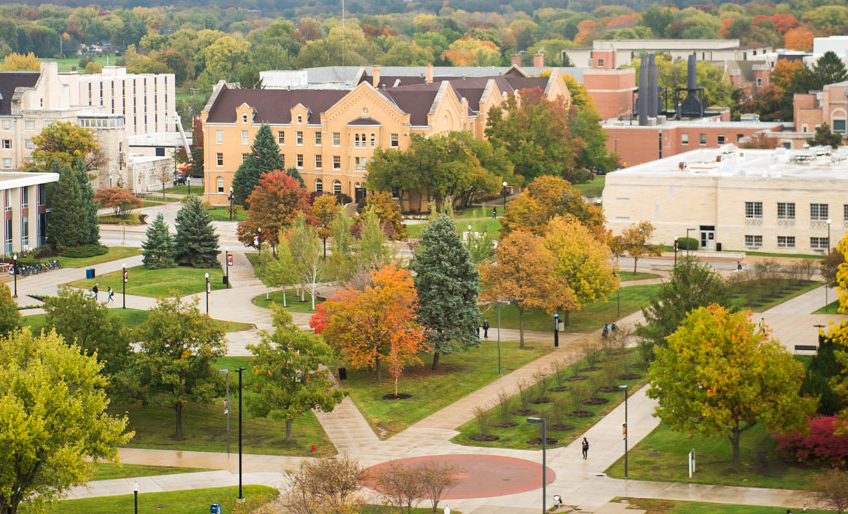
[297,114,303,124]
[241,114,247,123]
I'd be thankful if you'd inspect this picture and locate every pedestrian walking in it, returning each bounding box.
[492,206,497,219]
[92,283,99,301]
[602,323,609,339]
[737,261,743,272]
[483,320,489,338]
[582,438,589,460]
[107,286,114,303]
[611,322,617,332]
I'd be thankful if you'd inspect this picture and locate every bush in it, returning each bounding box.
[675,237,699,251]
[60,245,108,258]
[774,416,848,465]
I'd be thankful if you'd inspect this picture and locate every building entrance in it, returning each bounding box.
[700,226,715,250]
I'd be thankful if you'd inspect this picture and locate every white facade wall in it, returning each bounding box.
[0,172,59,255]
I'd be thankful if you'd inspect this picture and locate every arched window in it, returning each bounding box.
[354,134,360,148]
[333,180,342,194]
[216,177,224,193]
[315,179,323,193]
[370,134,375,148]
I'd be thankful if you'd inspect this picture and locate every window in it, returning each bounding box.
[4,190,10,211]
[777,236,795,248]
[296,131,303,145]
[811,203,829,221]
[216,130,223,145]
[391,186,399,198]
[242,153,248,162]
[370,134,375,148]
[37,184,44,205]
[391,133,399,147]
[297,114,303,124]
[355,134,360,148]
[355,157,361,172]
[278,131,285,145]
[315,154,322,168]
[333,132,341,146]
[217,177,224,193]
[834,119,847,133]
[5,219,10,254]
[717,134,725,144]
[844,204,848,221]
[744,235,763,247]
[756,78,762,87]
[296,154,303,168]
[802,125,808,133]
[333,156,341,169]
[21,187,27,208]
[597,59,604,67]
[737,133,745,141]
[1,120,10,130]
[811,237,830,250]
[314,132,322,146]
[315,179,323,193]
[1,158,10,169]
[241,114,247,123]
[745,201,763,219]
[699,133,707,145]
[25,120,34,130]
[21,216,27,248]
[777,202,795,220]
[216,153,223,167]
[281,154,285,168]
[241,130,248,145]
[333,180,342,194]
[1,140,10,149]
[681,133,689,145]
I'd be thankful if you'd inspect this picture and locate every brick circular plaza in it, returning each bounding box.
[364,454,556,499]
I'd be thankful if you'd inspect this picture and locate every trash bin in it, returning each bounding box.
[338,367,347,381]
[222,276,228,285]
[210,504,221,514]
[716,242,722,252]
[85,268,95,279]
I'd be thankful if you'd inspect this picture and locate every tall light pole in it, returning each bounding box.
[219,368,230,453]
[527,416,547,514]
[620,384,629,479]
[224,247,230,288]
[237,366,246,501]
[122,263,127,309]
[133,482,139,514]
[501,181,508,214]
[205,272,210,314]
[228,187,234,221]
[553,313,559,348]
[12,253,17,298]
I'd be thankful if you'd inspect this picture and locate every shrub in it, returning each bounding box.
[774,417,848,465]
[473,405,492,435]
[517,378,533,409]
[60,245,108,258]
[533,371,549,399]
[675,237,698,251]
[496,389,512,424]
[550,359,569,386]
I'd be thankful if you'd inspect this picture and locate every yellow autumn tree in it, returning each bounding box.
[824,234,848,422]
[620,221,663,273]
[441,35,501,66]
[0,52,40,71]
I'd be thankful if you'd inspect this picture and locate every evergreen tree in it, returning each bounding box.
[800,334,846,415]
[811,51,848,90]
[173,196,220,268]
[141,213,175,269]
[809,123,843,148]
[411,215,480,369]
[231,124,284,205]
[286,166,305,187]
[74,158,100,245]
[46,161,88,248]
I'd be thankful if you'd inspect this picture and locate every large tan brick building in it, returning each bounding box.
[201,69,570,206]
[603,144,847,254]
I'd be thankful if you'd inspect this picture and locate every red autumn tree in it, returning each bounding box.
[93,187,143,217]
[311,265,426,391]
[236,170,311,252]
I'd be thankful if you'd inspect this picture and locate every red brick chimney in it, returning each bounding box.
[372,65,381,87]
[533,53,544,68]
[511,54,521,66]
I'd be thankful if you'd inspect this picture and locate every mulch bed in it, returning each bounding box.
[616,373,642,380]
[470,434,500,442]
[567,410,594,418]
[582,397,610,406]
[566,375,589,381]
[530,397,552,404]
[629,364,643,369]
[596,386,621,393]
[548,386,572,392]
[527,437,559,445]
[382,393,412,400]
[492,422,518,428]
[512,409,538,416]
[550,424,575,432]
[580,366,603,372]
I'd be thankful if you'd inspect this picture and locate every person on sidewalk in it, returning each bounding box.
[492,206,497,219]
[483,320,489,338]
[92,283,99,302]
[602,324,609,339]
[582,438,589,460]
[107,286,114,303]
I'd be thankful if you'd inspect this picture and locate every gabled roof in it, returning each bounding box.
[348,116,382,126]
[503,77,549,92]
[380,88,439,126]
[205,88,347,123]
[0,71,39,116]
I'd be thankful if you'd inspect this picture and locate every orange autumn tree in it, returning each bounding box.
[236,170,311,253]
[311,265,426,393]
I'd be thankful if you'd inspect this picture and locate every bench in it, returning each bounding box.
[794,344,818,352]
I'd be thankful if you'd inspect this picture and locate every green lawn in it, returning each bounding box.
[252,289,324,313]
[452,349,645,450]
[22,309,253,333]
[573,175,605,198]
[620,271,660,282]
[33,485,277,514]
[164,185,203,196]
[97,214,144,225]
[341,340,551,438]
[93,463,211,480]
[406,218,502,239]
[55,247,142,268]
[68,265,228,297]
[52,55,113,73]
[618,498,835,514]
[486,284,661,333]
[207,206,247,221]
[812,300,841,314]
[138,193,183,202]
[729,279,820,313]
[605,423,825,490]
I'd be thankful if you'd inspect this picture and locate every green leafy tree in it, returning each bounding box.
[174,196,220,268]
[0,283,20,337]
[256,245,295,305]
[648,304,815,471]
[800,334,846,416]
[46,161,88,248]
[635,256,733,362]
[286,214,324,310]
[0,328,132,514]
[141,213,175,269]
[464,226,496,265]
[639,4,673,37]
[808,123,843,148]
[246,306,345,442]
[134,296,226,439]
[74,158,100,245]
[231,124,284,205]
[31,121,103,171]
[357,209,394,269]
[412,215,480,369]
[327,208,357,283]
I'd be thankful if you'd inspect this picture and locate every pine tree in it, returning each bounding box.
[142,213,175,269]
[286,167,305,187]
[811,51,848,90]
[46,161,88,248]
[231,124,284,205]
[411,215,480,369]
[74,158,100,245]
[174,196,220,268]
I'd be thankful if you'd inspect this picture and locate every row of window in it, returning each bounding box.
[745,202,839,221]
[744,235,829,249]
[218,129,400,149]
[681,133,744,146]
[218,152,369,172]
[215,177,345,195]
[1,120,37,131]
[1,139,35,150]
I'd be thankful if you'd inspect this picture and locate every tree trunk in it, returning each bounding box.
[175,402,183,439]
[282,287,287,307]
[432,350,440,370]
[375,354,381,384]
[266,287,269,300]
[731,420,741,472]
[633,257,638,273]
[323,238,327,259]
[286,420,292,442]
[518,307,525,348]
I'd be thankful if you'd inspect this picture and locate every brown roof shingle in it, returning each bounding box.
[205,88,348,124]
[0,72,39,116]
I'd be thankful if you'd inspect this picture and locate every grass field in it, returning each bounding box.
[452,349,645,450]
[68,265,228,297]
[605,423,825,490]
[97,214,145,225]
[22,308,253,333]
[33,485,278,514]
[620,271,660,281]
[812,300,841,314]
[252,289,324,313]
[573,175,605,198]
[206,206,247,221]
[618,498,835,514]
[341,340,551,438]
[729,279,820,313]
[164,185,203,196]
[53,55,113,72]
[405,218,501,239]
[55,247,141,268]
[93,463,211,480]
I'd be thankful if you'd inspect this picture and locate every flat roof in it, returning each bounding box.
[612,144,848,180]
[602,119,783,130]
[0,172,59,189]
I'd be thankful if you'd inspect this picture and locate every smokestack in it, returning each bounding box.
[425,63,433,85]
[679,53,705,119]
[638,54,648,126]
[687,53,697,91]
[648,53,658,117]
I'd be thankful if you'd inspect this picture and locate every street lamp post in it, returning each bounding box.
[219,368,230,453]
[237,366,246,501]
[553,313,559,348]
[12,253,17,298]
[225,247,230,288]
[620,384,629,479]
[205,272,210,314]
[502,181,508,214]
[122,263,127,309]
[228,187,234,221]
[257,227,262,251]
[133,482,139,514]
[526,417,547,514]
